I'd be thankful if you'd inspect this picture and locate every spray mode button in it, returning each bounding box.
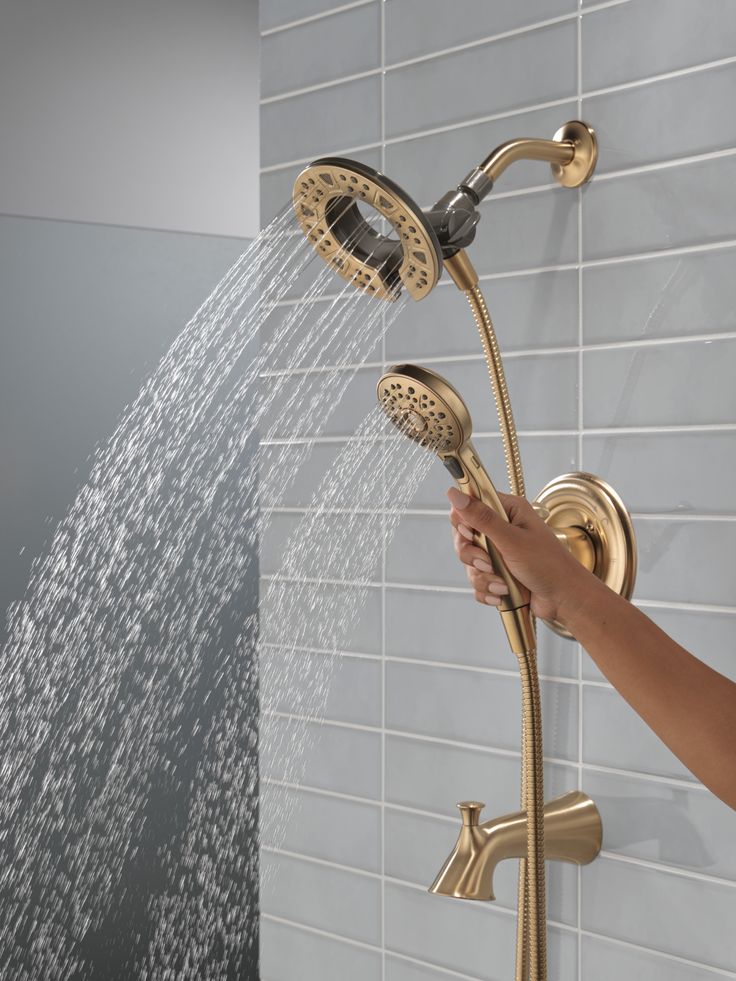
[443,457,465,480]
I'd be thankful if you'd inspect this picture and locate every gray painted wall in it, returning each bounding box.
[259,1,736,979]
[0,0,260,238]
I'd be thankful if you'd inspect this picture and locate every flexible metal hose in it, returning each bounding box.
[463,283,547,981]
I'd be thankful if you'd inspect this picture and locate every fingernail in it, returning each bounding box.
[485,595,501,607]
[487,580,510,596]
[458,524,474,542]
[447,487,471,510]
[473,559,493,573]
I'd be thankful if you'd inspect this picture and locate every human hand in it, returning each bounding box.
[448,486,594,626]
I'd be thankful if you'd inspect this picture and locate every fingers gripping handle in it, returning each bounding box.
[444,448,535,654]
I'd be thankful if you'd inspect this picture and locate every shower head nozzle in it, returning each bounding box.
[293,158,443,303]
[377,363,471,454]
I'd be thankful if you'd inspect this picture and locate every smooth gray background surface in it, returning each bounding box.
[0,0,260,237]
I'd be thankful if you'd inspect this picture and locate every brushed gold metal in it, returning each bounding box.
[377,363,532,632]
[444,248,479,292]
[551,121,598,188]
[376,361,547,980]
[430,791,602,902]
[535,472,638,638]
[293,160,441,302]
[299,120,603,981]
[444,263,540,980]
[472,120,597,189]
[477,137,574,185]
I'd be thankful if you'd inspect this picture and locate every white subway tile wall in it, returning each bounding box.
[259,1,736,977]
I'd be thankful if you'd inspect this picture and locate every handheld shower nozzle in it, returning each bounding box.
[378,363,533,652]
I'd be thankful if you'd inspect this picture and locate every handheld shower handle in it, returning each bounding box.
[450,446,531,616]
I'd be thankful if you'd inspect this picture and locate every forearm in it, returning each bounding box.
[561,575,736,810]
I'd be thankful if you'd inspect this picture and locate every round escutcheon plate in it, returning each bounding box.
[551,121,598,188]
[534,472,637,639]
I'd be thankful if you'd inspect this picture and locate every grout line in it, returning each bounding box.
[584,51,736,100]
[596,849,736,889]
[267,506,736,522]
[260,51,736,154]
[383,12,580,73]
[259,421,736,447]
[259,328,736,378]
[261,913,381,954]
[262,911,736,981]
[261,67,382,105]
[261,913,486,980]
[578,930,736,979]
[261,572,736,612]
[261,641,382,661]
[576,4,585,971]
[260,0,375,36]
[266,709,580,768]
[262,239,736,287]
[592,145,736,183]
[263,845,381,880]
[260,140,382,173]
[262,783,736,891]
[379,5,387,976]
[263,837,736,902]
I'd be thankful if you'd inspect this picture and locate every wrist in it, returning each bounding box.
[554,566,607,633]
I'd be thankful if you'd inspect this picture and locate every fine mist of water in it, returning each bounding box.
[259,409,437,875]
[0,193,428,979]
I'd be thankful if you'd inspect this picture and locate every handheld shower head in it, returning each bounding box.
[377,362,470,454]
[378,363,533,651]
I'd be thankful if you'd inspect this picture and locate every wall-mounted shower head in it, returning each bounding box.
[294,121,597,302]
[293,157,443,302]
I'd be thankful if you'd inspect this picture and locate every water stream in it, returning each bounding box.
[0,202,432,978]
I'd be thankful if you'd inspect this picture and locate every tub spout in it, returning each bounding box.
[429,791,601,901]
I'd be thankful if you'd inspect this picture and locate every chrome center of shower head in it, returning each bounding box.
[377,363,472,453]
[293,158,443,302]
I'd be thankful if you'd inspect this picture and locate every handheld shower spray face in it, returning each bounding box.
[377,363,532,640]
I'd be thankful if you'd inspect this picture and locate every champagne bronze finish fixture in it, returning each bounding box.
[293,120,597,300]
[378,363,546,979]
[536,473,638,638]
[377,363,533,648]
[293,157,443,301]
[377,363,636,981]
[430,791,602,902]
[301,117,624,981]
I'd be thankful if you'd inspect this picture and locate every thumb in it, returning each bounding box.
[447,488,518,546]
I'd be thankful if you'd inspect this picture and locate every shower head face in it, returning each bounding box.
[377,363,472,453]
[293,158,443,302]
